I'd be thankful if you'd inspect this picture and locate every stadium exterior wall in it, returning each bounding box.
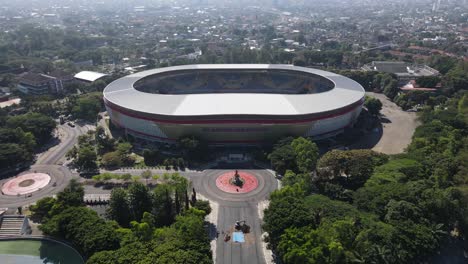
[103,64,365,144]
[104,99,363,144]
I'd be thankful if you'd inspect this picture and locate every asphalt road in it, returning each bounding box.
[82,168,279,264]
[0,165,72,208]
[189,169,278,264]
[0,124,93,208]
[1,121,279,264]
[36,124,94,165]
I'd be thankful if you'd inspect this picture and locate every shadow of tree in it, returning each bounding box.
[39,239,84,264]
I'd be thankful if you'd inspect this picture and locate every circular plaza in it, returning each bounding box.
[1,173,51,196]
[215,171,259,194]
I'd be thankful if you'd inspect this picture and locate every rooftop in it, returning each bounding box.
[104,64,365,117]
[19,72,52,85]
[74,71,107,82]
[362,61,439,77]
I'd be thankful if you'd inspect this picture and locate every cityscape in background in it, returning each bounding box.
[0,1,466,264]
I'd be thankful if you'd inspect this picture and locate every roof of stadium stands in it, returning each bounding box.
[103,64,365,117]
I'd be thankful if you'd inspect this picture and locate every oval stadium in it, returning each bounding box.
[103,64,365,144]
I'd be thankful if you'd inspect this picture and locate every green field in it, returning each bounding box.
[0,239,84,264]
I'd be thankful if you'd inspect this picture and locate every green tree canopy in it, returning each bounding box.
[268,144,297,175]
[128,182,153,222]
[74,145,98,172]
[364,96,383,116]
[6,112,56,143]
[40,206,119,258]
[101,151,123,168]
[55,179,84,208]
[71,93,102,121]
[107,188,131,227]
[291,137,319,173]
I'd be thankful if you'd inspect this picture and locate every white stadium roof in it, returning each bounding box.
[103,64,365,117]
[74,71,107,82]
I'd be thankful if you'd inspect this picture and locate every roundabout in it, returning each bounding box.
[215,170,258,194]
[188,168,278,264]
[1,173,51,196]
[193,169,276,203]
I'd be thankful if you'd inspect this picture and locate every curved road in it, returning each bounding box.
[0,124,93,208]
[1,122,279,264]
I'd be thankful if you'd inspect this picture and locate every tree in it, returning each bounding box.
[71,93,102,121]
[115,142,134,166]
[291,137,319,173]
[317,149,388,190]
[282,170,299,187]
[0,128,36,152]
[101,151,122,168]
[268,144,297,175]
[56,179,84,208]
[87,208,212,264]
[142,148,160,166]
[277,226,338,264]
[116,142,132,156]
[153,184,175,227]
[173,209,210,241]
[92,79,108,91]
[6,112,56,144]
[263,94,468,264]
[107,188,131,227]
[365,96,383,116]
[191,188,197,205]
[141,170,152,185]
[175,190,181,214]
[74,145,98,172]
[383,79,399,100]
[263,186,313,250]
[40,206,119,258]
[192,200,211,216]
[128,182,153,222]
[96,126,115,155]
[177,158,185,169]
[178,136,209,161]
[384,200,422,223]
[121,173,132,181]
[29,197,57,222]
[0,143,31,169]
[416,76,440,88]
[131,214,154,241]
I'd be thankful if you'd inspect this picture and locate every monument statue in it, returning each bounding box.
[232,170,244,187]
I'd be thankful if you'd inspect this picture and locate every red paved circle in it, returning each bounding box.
[215,171,258,194]
[2,173,51,196]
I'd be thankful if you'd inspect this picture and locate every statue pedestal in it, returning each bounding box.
[231,170,244,188]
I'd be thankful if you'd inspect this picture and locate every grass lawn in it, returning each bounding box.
[0,240,41,256]
[0,240,84,264]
